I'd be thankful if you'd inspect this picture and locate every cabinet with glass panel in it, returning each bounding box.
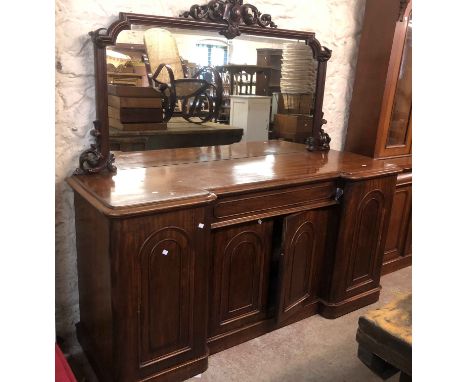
[345,0,412,274]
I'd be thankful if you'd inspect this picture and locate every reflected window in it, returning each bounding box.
[195,41,228,67]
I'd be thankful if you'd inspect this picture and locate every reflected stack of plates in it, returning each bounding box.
[280,42,317,95]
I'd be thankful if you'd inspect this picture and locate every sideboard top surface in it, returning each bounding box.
[67,141,402,217]
[381,156,412,171]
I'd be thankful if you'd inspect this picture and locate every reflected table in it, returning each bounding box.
[110,118,243,152]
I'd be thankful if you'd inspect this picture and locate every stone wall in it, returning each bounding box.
[55,0,366,353]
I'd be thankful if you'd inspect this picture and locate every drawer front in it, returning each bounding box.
[214,181,337,221]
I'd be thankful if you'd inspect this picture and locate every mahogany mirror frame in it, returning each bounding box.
[75,5,332,175]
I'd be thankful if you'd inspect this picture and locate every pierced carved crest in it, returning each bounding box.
[180,0,277,39]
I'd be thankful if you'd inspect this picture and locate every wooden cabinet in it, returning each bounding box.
[345,0,412,275]
[68,142,401,382]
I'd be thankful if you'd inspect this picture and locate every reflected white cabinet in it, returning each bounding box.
[229,95,271,142]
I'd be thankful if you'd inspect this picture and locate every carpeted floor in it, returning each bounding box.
[71,267,412,382]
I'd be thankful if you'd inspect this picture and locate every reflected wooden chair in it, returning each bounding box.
[142,27,222,124]
[215,64,271,123]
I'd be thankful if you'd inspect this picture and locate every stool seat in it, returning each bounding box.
[356,293,412,380]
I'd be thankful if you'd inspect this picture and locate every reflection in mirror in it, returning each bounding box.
[106,25,319,152]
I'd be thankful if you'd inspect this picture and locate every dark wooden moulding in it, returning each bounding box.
[75,2,332,175]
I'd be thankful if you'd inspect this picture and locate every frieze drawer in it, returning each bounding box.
[213,181,337,223]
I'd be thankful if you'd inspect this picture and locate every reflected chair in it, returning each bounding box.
[142,28,223,123]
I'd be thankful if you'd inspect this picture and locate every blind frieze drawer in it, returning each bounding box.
[213,181,337,223]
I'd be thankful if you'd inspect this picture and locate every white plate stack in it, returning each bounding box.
[280,42,317,95]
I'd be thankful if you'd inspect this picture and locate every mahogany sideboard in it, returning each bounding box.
[68,141,402,382]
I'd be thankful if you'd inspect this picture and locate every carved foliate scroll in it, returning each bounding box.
[180,0,278,39]
[74,121,116,175]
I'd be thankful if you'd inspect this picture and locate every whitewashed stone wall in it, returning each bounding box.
[55,0,366,353]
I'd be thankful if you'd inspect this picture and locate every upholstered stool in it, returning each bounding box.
[356,293,412,381]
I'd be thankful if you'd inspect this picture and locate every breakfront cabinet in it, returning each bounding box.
[68,142,401,382]
[345,0,412,274]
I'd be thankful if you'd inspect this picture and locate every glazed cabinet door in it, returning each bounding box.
[276,209,329,324]
[209,220,273,338]
[376,3,412,158]
[112,207,210,382]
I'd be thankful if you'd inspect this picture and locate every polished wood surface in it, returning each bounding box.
[344,0,412,276]
[345,0,412,159]
[68,141,405,382]
[68,141,401,217]
[383,156,412,172]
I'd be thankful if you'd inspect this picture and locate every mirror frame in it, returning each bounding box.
[75,3,332,175]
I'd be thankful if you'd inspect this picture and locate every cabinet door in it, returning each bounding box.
[328,176,396,305]
[209,221,273,337]
[383,184,412,263]
[276,209,328,324]
[113,208,209,381]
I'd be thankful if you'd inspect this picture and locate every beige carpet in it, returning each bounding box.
[72,267,412,382]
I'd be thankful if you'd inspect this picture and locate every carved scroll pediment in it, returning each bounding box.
[180,0,277,39]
